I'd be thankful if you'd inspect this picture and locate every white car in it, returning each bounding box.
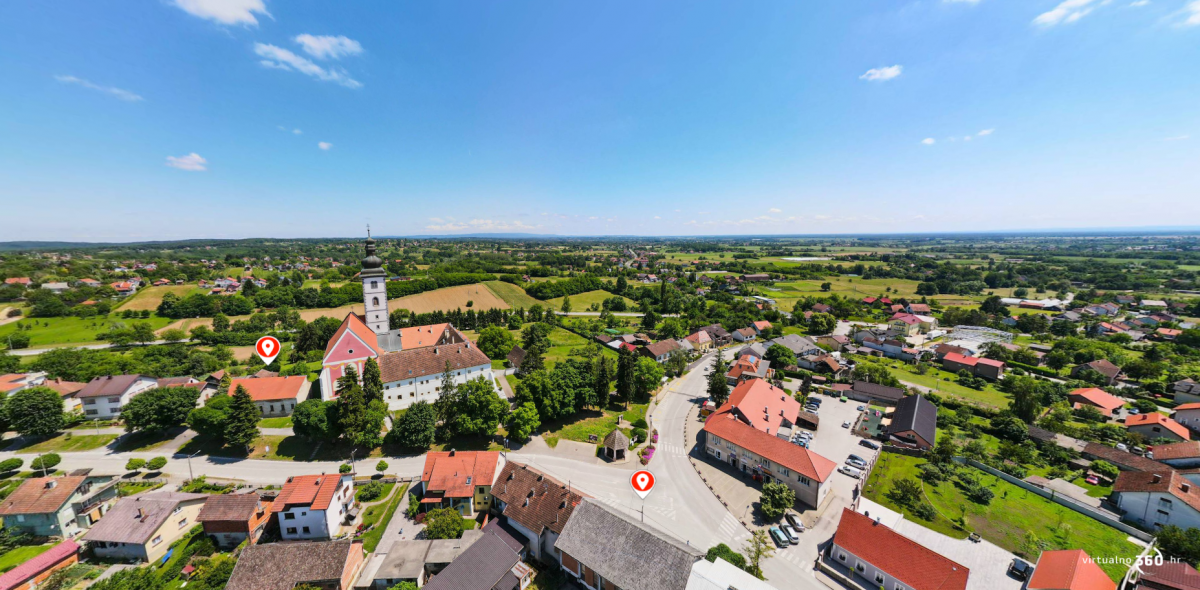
[842,420,851,428]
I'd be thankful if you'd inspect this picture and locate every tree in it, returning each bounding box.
[146,456,167,471]
[704,543,748,571]
[458,377,508,437]
[633,357,665,403]
[121,387,200,433]
[764,344,796,369]
[376,460,388,474]
[362,357,384,404]
[125,458,146,472]
[708,355,730,406]
[388,401,437,449]
[477,326,516,360]
[742,530,774,579]
[423,508,465,540]
[223,385,260,452]
[292,399,337,441]
[758,481,796,520]
[616,346,636,408]
[6,387,64,439]
[506,402,540,442]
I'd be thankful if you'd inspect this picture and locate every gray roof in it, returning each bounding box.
[887,394,937,446]
[226,539,360,590]
[554,499,703,590]
[83,492,207,545]
[423,531,521,590]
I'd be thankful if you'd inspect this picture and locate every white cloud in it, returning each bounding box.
[1182,0,1200,25]
[1034,0,1100,26]
[171,0,268,25]
[1164,135,1190,141]
[978,128,995,136]
[54,75,143,102]
[424,219,539,232]
[318,142,332,150]
[860,65,903,82]
[294,34,363,60]
[254,43,362,88]
[922,138,936,145]
[769,208,782,214]
[165,153,207,171]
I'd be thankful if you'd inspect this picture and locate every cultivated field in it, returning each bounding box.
[115,285,199,311]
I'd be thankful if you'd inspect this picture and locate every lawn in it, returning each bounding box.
[21,432,117,453]
[0,544,53,572]
[0,315,175,348]
[258,416,293,428]
[541,403,647,448]
[545,290,637,312]
[359,483,408,552]
[483,281,542,309]
[864,453,1138,581]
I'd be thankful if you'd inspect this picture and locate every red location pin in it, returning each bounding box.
[631,470,655,499]
[255,336,281,366]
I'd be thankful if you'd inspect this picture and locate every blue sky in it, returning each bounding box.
[1,0,1198,240]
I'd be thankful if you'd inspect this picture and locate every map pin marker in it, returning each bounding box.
[255,335,281,366]
[631,470,655,500]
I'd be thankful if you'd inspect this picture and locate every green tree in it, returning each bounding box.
[7,386,64,439]
[223,385,260,452]
[506,402,540,442]
[758,481,796,520]
[742,530,774,579]
[708,355,730,406]
[388,401,437,449]
[121,386,201,433]
[477,325,516,360]
[362,357,384,404]
[423,508,465,540]
[458,377,508,437]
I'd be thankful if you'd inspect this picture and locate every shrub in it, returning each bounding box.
[30,453,61,472]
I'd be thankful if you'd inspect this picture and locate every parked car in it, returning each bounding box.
[859,440,880,450]
[1009,558,1034,580]
[769,527,789,547]
[842,420,851,428]
[838,465,862,478]
[785,513,803,531]
[781,525,800,544]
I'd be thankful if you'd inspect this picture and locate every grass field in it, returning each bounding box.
[484,281,542,309]
[20,433,117,453]
[1,315,174,347]
[114,285,200,311]
[864,453,1138,581]
[546,290,637,312]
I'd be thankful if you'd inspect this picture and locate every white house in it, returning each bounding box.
[272,474,354,541]
[1113,470,1200,532]
[75,375,158,419]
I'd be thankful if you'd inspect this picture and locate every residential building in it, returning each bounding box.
[196,492,273,548]
[1071,359,1123,385]
[76,374,157,419]
[827,508,969,590]
[229,375,310,417]
[1068,387,1126,417]
[847,381,905,406]
[725,355,771,385]
[83,492,208,562]
[0,540,80,590]
[423,530,526,590]
[556,498,704,590]
[639,340,680,363]
[489,462,586,563]
[226,539,365,590]
[1113,471,1200,531]
[886,394,937,450]
[1126,413,1190,442]
[1026,549,1115,590]
[272,473,355,540]
[0,474,118,537]
[419,450,505,516]
[940,353,1005,381]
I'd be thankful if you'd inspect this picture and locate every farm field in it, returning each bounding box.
[546,290,637,311]
[0,315,174,348]
[115,285,200,311]
[483,280,542,309]
[864,452,1138,581]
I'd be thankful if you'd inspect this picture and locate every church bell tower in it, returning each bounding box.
[361,229,389,335]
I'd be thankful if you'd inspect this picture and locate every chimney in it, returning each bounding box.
[1153,474,1163,483]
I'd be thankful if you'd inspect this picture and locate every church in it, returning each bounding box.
[317,234,498,412]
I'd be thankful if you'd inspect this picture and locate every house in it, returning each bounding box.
[699,324,732,347]
[556,498,704,590]
[1113,471,1200,532]
[368,532,485,589]
[272,473,355,540]
[685,330,712,352]
[1149,442,1200,469]
[76,374,158,419]
[1026,549,1115,590]
[703,382,836,508]
[1126,413,1190,442]
[229,375,310,417]
[423,529,527,590]
[1175,379,1200,405]
[0,474,118,537]
[886,394,937,450]
[83,492,208,562]
[1071,359,1123,385]
[941,353,1005,381]
[1068,387,1126,417]
[639,340,681,364]
[419,450,505,516]
[196,492,273,548]
[489,462,586,564]
[1136,561,1200,590]
[827,508,968,590]
[687,558,780,590]
[226,539,365,590]
[0,539,80,590]
[732,327,757,343]
[725,356,771,385]
[751,320,772,334]
[847,381,905,406]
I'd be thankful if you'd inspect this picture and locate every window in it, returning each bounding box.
[284,513,296,520]
[287,527,297,535]
[152,535,163,546]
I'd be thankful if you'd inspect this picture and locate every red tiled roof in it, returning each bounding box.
[703,407,835,482]
[1069,388,1125,415]
[832,508,968,590]
[272,475,346,512]
[726,379,800,436]
[421,451,501,498]
[1027,550,1115,590]
[1126,412,1191,440]
[229,376,307,402]
[0,539,79,590]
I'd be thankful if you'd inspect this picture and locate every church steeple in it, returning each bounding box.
[361,229,389,335]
